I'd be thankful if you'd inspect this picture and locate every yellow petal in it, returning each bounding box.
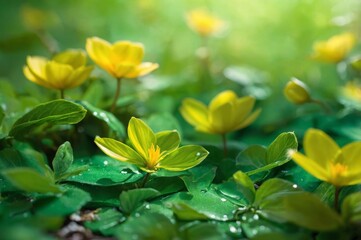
[235,108,261,130]
[209,102,235,134]
[233,96,255,123]
[340,142,361,185]
[112,41,144,65]
[23,66,53,89]
[288,149,329,181]
[26,56,48,79]
[111,41,132,63]
[45,61,73,89]
[128,117,156,160]
[53,49,86,68]
[180,98,210,133]
[86,37,113,74]
[303,129,340,169]
[94,136,146,167]
[209,90,237,112]
[114,63,136,78]
[67,66,93,89]
[124,62,159,78]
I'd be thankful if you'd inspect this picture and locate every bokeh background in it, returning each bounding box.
[1,0,361,144]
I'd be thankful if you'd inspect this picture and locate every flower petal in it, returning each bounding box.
[111,41,132,63]
[209,90,237,112]
[53,49,87,68]
[94,136,146,167]
[340,142,361,185]
[23,66,53,89]
[26,56,48,79]
[155,130,180,152]
[86,37,113,75]
[234,108,261,130]
[208,102,234,134]
[304,129,340,169]
[114,63,136,78]
[67,65,94,89]
[124,62,158,78]
[180,98,210,133]
[128,117,156,160]
[288,149,329,182]
[159,145,208,171]
[45,61,73,89]
[233,96,255,123]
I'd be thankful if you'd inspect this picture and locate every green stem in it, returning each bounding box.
[334,186,341,212]
[310,98,332,114]
[60,89,65,99]
[35,30,59,56]
[140,172,151,188]
[221,133,228,158]
[111,78,122,113]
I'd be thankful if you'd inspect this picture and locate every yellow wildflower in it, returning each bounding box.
[341,81,361,103]
[312,33,356,63]
[180,90,261,135]
[85,37,158,79]
[23,49,93,92]
[284,78,311,104]
[288,128,361,187]
[186,9,225,37]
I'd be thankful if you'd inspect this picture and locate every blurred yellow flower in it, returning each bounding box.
[186,9,225,37]
[86,37,159,79]
[23,49,93,92]
[284,78,311,104]
[288,128,361,187]
[312,33,356,63]
[21,5,59,31]
[180,90,261,135]
[341,81,361,103]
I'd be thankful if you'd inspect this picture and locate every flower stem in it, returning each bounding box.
[140,172,151,188]
[60,89,65,99]
[334,186,341,212]
[310,98,332,114]
[221,133,228,158]
[111,78,122,113]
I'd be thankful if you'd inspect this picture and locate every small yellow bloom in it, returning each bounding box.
[23,50,93,90]
[284,78,311,104]
[341,81,361,103]
[180,90,261,135]
[186,9,225,37]
[288,128,361,187]
[86,37,159,79]
[312,33,356,63]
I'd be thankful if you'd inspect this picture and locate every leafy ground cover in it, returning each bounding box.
[1,1,361,239]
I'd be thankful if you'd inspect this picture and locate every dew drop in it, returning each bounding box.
[253,214,259,220]
[229,226,237,233]
[223,214,228,220]
[220,198,227,202]
[292,184,298,189]
[120,170,128,174]
[196,152,202,157]
[241,215,247,221]
[145,204,150,209]
[134,213,140,217]
[252,230,258,235]
[104,160,109,166]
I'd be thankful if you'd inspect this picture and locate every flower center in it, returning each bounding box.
[147,144,161,170]
[330,162,348,181]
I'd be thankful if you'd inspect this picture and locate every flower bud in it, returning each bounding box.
[284,78,311,104]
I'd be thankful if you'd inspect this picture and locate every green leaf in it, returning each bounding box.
[0,107,4,127]
[53,141,73,181]
[268,192,343,231]
[119,188,161,214]
[233,170,256,204]
[1,167,62,193]
[180,165,216,193]
[115,213,178,240]
[266,132,297,164]
[33,187,91,216]
[79,101,125,138]
[82,81,104,106]
[84,208,125,236]
[171,202,209,220]
[159,145,209,171]
[67,155,143,186]
[341,192,361,224]
[181,222,226,240]
[9,100,86,138]
[145,112,182,134]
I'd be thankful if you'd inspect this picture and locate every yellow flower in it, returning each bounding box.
[86,37,159,79]
[341,81,361,103]
[312,33,356,63]
[186,9,225,37]
[95,117,208,173]
[288,128,361,187]
[23,49,93,90]
[180,90,261,135]
[21,5,59,31]
[284,78,311,104]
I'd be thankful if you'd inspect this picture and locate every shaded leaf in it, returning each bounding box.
[119,188,161,214]
[233,170,255,204]
[53,141,73,181]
